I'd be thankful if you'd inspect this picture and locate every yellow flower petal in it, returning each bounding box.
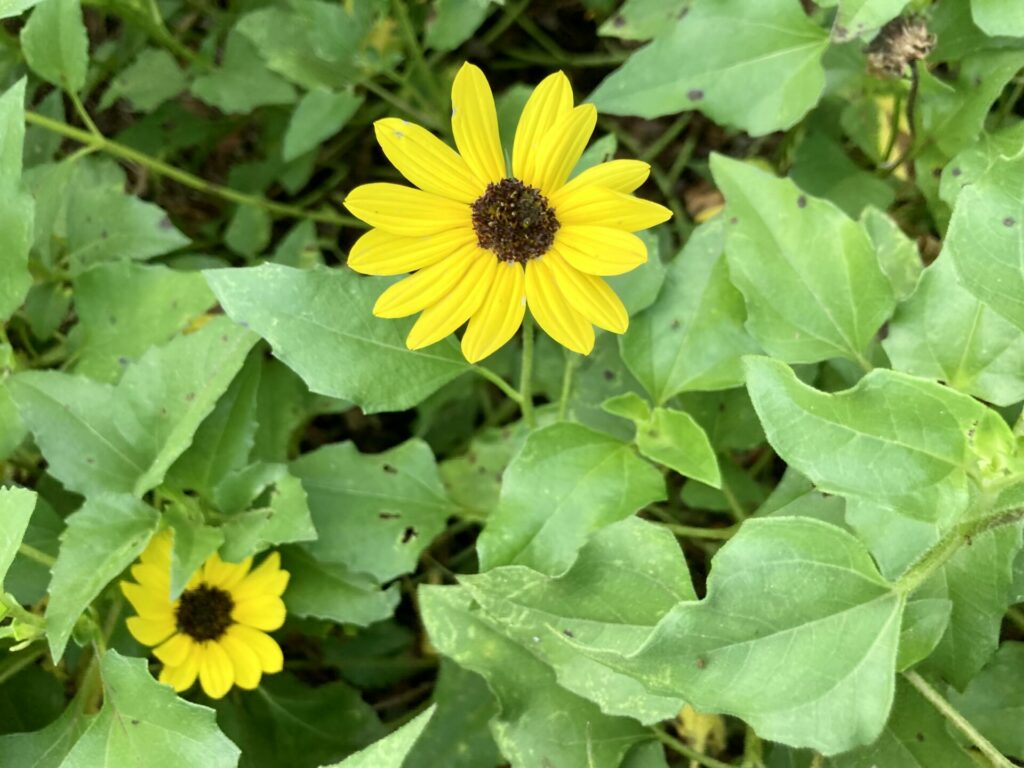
[546,251,628,333]
[198,640,235,699]
[406,249,497,350]
[373,243,477,319]
[530,104,597,194]
[513,71,574,184]
[228,624,283,673]
[203,552,251,590]
[126,615,176,646]
[451,62,505,184]
[159,642,201,692]
[551,184,672,231]
[553,226,648,276]
[559,159,650,196]
[525,258,595,355]
[220,630,263,690]
[374,118,484,203]
[232,595,287,631]
[139,530,172,569]
[344,183,471,236]
[461,262,526,363]
[130,563,169,592]
[231,552,290,603]
[347,227,475,276]
[120,581,174,621]
[154,633,195,668]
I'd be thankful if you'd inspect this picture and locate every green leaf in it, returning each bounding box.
[598,0,687,41]
[634,407,720,488]
[744,357,1015,521]
[225,205,271,258]
[404,661,502,768]
[44,494,159,659]
[216,673,384,768]
[883,255,1024,407]
[601,391,652,423]
[190,30,296,114]
[99,49,186,112]
[0,486,36,587]
[219,470,318,560]
[72,262,216,383]
[0,0,45,19]
[620,219,759,401]
[439,422,528,521]
[590,0,829,135]
[10,318,257,498]
[420,585,648,767]
[896,597,951,671]
[281,546,399,627]
[949,640,1024,759]
[283,88,362,162]
[972,0,1024,37]
[577,517,904,754]
[0,79,33,323]
[206,264,471,413]
[291,439,456,582]
[947,147,1024,333]
[0,697,87,767]
[20,0,88,93]
[61,650,240,767]
[164,507,223,599]
[712,155,894,365]
[821,0,909,41]
[477,422,665,574]
[463,517,691,724]
[831,677,977,767]
[325,705,436,768]
[425,0,495,52]
[860,206,923,302]
[789,132,894,218]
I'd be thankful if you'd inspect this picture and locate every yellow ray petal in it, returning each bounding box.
[202,552,251,590]
[525,258,595,355]
[130,563,169,593]
[154,633,195,668]
[530,104,597,194]
[551,184,672,231]
[374,118,485,203]
[139,530,172,569]
[220,631,262,690]
[159,642,201,692]
[553,226,648,276]
[559,159,650,195]
[344,183,471,236]
[451,62,506,184]
[513,71,573,183]
[232,595,287,631]
[120,581,174,621]
[347,227,476,276]
[126,615,176,646]
[406,249,497,350]
[231,552,290,603]
[546,251,628,333]
[228,624,284,673]
[373,243,476,319]
[198,640,235,699]
[461,262,526,363]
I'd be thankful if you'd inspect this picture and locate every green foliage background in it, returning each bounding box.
[1,0,1024,766]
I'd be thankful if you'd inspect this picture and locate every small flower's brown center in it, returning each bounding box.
[176,584,234,641]
[471,178,559,264]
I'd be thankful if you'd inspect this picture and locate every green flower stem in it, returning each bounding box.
[651,726,735,768]
[557,351,578,421]
[662,523,738,540]
[903,670,1015,768]
[520,315,537,429]
[895,506,1024,596]
[391,0,447,123]
[18,542,56,568]
[472,365,523,404]
[24,111,364,228]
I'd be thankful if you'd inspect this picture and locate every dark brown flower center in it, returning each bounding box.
[471,178,559,264]
[176,584,234,641]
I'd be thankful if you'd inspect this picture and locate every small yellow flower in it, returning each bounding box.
[344,62,672,363]
[120,531,289,699]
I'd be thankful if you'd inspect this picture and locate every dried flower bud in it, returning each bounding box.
[865,16,935,78]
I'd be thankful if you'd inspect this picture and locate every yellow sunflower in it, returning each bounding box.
[344,62,672,363]
[120,531,289,699]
